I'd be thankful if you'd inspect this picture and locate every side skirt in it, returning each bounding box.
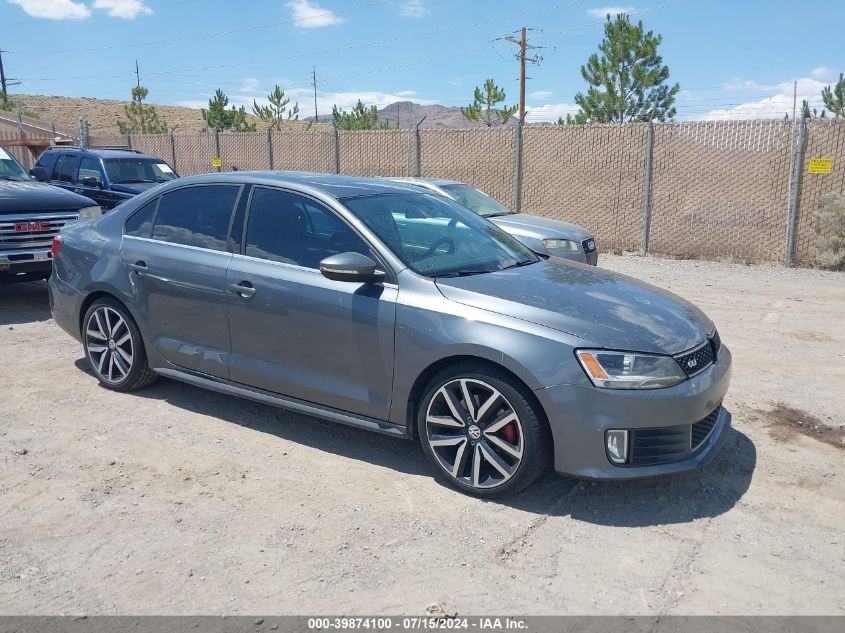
[154,367,409,439]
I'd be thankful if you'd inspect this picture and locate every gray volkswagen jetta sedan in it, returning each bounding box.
[388,177,599,265]
[49,171,731,497]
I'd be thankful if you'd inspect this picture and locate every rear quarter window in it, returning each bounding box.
[35,152,58,174]
[125,198,159,238]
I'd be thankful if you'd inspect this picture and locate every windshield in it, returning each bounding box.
[0,146,30,182]
[440,183,513,217]
[103,158,178,184]
[341,192,537,278]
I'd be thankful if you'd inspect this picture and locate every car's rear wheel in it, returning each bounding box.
[83,298,157,391]
[417,363,551,497]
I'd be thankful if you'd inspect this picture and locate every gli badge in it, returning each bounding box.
[687,358,698,369]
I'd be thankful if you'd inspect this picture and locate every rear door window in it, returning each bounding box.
[151,185,240,251]
[52,155,79,183]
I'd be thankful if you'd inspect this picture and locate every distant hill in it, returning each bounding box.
[5,94,311,135]
[308,101,518,130]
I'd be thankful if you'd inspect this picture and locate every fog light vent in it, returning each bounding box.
[606,430,629,465]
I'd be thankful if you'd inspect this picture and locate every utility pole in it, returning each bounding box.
[0,49,7,98]
[135,59,145,133]
[312,66,318,123]
[503,27,543,126]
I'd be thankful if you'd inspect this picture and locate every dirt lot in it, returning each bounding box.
[1,255,843,615]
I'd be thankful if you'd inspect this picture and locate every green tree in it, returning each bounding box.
[821,72,845,117]
[331,100,389,130]
[574,13,679,123]
[556,112,587,125]
[801,99,826,119]
[118,85,169,134]
[252,84,299,131]
[0,93,13,112]
[202,89,257,132]
[461,79,517,127]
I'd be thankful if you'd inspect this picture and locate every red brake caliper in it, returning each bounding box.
[502,422,517,445]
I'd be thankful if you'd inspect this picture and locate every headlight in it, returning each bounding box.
[78,205,102,219]
[543,238,579,252]
[576,350,686,389]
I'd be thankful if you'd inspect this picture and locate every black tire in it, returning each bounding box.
[416,361,552,497]
[82,297,157,392]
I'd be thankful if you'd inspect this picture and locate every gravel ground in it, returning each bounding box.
[0,255,843,616]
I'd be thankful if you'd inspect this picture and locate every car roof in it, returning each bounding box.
[48,147,162,160]
[169,171,428,199]
[387,176,462,187]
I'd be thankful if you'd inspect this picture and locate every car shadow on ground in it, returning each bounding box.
[75,359,756,527]
[0,281,52,326]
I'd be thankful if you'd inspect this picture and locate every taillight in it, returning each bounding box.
[51,236,62,258]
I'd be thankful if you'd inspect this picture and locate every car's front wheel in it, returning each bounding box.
[82,298,157,391]
[417,363,551,497]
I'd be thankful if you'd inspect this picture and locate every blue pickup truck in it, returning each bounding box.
[31,146,178,211]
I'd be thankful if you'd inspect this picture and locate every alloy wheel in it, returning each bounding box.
[85,306,135,385]
[424,378,524,490]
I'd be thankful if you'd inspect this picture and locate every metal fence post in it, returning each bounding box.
[170,131,177,172]
[513,125,523,212]
[785,118,807,267]
[641,121,655,255]
[267,128,274,170]
[333,125,340,174]
[413,116,426,177]
[126,133,132,150]
[214,131,221,172]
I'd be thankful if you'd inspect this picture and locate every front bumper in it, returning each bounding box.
[535,345,732,479]
[0,252,53,283]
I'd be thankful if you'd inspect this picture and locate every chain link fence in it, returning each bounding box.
[73,118,845,267]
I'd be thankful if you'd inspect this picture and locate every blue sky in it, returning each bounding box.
[2,0,844,122]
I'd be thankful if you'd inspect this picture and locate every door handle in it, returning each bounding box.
[127,261,148,275]
[230,281,256,298]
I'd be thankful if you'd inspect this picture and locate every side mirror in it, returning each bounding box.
[30,166,49,182]
[82,176,102,188]
[319,252,386,284]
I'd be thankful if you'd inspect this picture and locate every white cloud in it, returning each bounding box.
[524,102,579,123]
[529,90,554,100]
[240,78,261,93]
[811,66,833,80]
[92,0,152,18]
[706,74,829,120]
[9,0,91,20]
[286,0,344,28]
[176,88,433,118]
[586,5,637,19]
[399,0,428,18]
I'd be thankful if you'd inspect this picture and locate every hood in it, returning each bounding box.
[435,259,713,354]
[110,182,161,196]
[490,213,593,241]
[0,180,96,213]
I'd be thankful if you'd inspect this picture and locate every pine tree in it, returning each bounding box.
[202,89,257,132]
[821,72,845,117]
[253,85,299,131]
[331,100,389,130]
[574,13,679,123]
[461,79,517,127]
[118,85,169,134]
[802,99,826,119]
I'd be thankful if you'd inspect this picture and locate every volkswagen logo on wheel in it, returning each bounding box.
[467,425,482,440]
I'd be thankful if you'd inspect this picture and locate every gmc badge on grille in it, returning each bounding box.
[15,221,50,232]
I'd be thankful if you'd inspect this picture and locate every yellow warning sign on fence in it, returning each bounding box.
[211,156,222,168]
[808,157,832,174]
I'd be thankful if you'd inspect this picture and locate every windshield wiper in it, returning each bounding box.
[114,179,155,184]
[501,258,539,270]
[0,175,25,181]
[437,268,497,278]
[484,211,516,218]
